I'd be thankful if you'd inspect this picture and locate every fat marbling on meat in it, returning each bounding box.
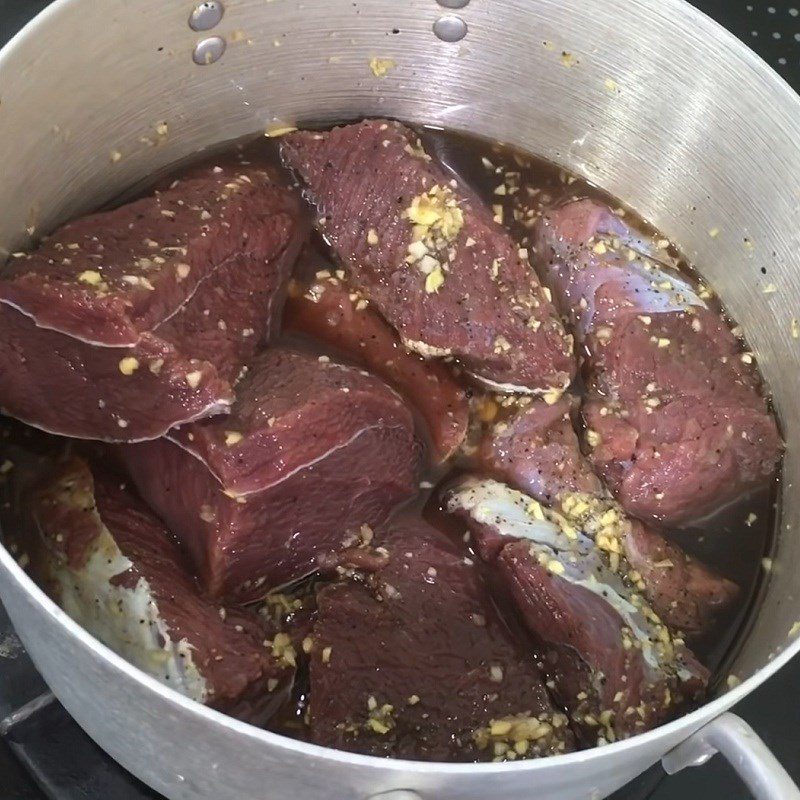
[534,199,782,525]
[447,478,709,746]
[282,120,575,396]
[31,457,293,725]
[121,346,419,602]
[476,395,739,636]
[307,517,574,761]
[0,166,305,441]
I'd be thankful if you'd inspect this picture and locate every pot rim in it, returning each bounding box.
[2,0,799,775]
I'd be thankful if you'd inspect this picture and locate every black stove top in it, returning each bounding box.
[1,2,799,798]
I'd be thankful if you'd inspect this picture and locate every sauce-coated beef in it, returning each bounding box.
[534,199,781,525]
[121,346,419,602]
[0,166,305,441]
[477,396,738,636]
[447,479,709,746]
[308,517,573,761]
[282,120,575,395]
[285,272,469,461]
[31,457,292,724]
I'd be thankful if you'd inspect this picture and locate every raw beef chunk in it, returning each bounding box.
[286,271,469,461]
[282,120,574,395]
[534,199,781,524]
[477,396,738,636]
[447,479,709,745]
[477,395,603,504]
[31,457,292,724]
[121,346,419,602]
[0,166,305,441]
[307,518,573,761]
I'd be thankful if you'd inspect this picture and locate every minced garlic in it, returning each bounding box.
[78,270,102,286]
[185,370,203,389]
[270,632,297,667]
[364,697,395,734]
[404,185,464,292]
[369,57,396,77]
[118,357,140,376]
[542,386,564,405]
[474,712,564,758]
[425,266,445,294]
[585,430,602,448]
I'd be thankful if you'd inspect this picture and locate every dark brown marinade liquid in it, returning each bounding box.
[2,123,780,743]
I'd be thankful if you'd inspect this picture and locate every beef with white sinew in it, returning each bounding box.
[476,395,739,636]
[285,270,469,461]
[0,166,305,441]
[307,517,574,761]
[446,478,709,746]
[30,457,293,725]
[282,120,575,396]
[121,346,419,602]
[534,199,782,525]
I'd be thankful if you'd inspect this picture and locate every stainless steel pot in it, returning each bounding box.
[0,0,799,798]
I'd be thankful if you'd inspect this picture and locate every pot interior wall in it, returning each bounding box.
[1,0,799,688]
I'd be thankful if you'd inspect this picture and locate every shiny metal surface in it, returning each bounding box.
[188,1,224,33]
[191,35,226,66]
[432,15,468,42]
[662,714,800,800]
[0,0,799,798]
[435,0,471,9]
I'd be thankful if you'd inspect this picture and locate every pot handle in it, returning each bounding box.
[661,712,800,800]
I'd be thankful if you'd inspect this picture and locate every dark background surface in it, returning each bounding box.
[0,1,799,798]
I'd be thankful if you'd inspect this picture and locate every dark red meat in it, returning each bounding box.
[31,457,292,724]
[446,478,709,745]
[121,346,419,602]
[623,522,740,637]
[476,396,738,636]
[478,396,602,505]
[495,540,705,745]
[308,517,573,761]
[282,120,574,395]
[285,272,469,461]
[0,166,305,441]
[534,199,782,524]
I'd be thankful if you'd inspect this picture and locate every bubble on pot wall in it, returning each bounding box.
[192,36,226,65]
[433,14,468,42]
[189,1,224,32]
[436,0,470,8]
